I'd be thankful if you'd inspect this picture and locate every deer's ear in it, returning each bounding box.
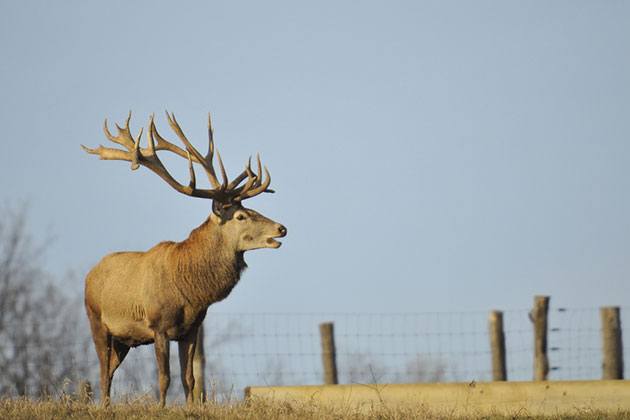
[212,201,223,217]
[212,202,231,221]
[212,201,237,222]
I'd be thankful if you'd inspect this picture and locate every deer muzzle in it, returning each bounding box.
[266,224,287,248]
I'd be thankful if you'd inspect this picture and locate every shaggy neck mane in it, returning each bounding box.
[169,217,246,308]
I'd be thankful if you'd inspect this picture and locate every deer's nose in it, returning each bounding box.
[277,225,287,237]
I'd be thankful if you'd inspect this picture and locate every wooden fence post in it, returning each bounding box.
[489,310,507,381]
[532,295,550,381]
[192,324,206,402]
[319,322,338,385]
[601,306,624,379]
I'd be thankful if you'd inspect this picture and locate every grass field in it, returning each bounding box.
[1,398,630,420]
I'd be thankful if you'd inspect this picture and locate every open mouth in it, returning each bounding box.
[266,237,282,248]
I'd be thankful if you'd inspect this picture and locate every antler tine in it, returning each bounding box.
[103,119,116,142]
[206,113,215,163]
[106,111,135,149]
[227,157,252,190]
[103,116,134,150]
[125,110,132,128]
[215,150,228,190]
[255,154,263,186]
[149,115,219,167]
[113,110,130,133]
[239,165,272,199]
[233,153,275,201]
[130,127,143,170]
[166,111,221,189]
[147,114,156,154]
[165,112,199,157]
[81,143,131,161]
[186,151,196,189]
[232,164,257,199]
[149,117,191,160]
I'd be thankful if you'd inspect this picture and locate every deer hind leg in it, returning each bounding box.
[178,328,198,406]
[154,331,171,407]
[86,308,112,406]
[109,340,130,379]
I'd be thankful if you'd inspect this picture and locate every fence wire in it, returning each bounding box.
[1,306,628,400]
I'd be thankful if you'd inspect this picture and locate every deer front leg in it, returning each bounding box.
[86,308,112,406]
[154,331,171,407]
[178,329,197,406]
[97,337,112,406]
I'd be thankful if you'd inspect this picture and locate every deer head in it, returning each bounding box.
[81,112,287,251]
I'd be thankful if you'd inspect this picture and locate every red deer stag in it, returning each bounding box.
[81,112,286,406]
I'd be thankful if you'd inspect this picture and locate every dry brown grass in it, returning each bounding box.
[1,397,629,420]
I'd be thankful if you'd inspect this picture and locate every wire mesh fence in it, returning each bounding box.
[197,306,628,389]
[0,304,627,400]
[107,304,629,399]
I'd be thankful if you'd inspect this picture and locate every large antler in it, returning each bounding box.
[81,112,273,204]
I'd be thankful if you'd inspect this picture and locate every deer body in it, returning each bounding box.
[85,219,246,346]
[82,112,285,406]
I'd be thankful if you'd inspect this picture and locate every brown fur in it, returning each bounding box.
[85,206,285,406]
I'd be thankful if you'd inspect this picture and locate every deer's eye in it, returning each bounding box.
[236,214,246,221]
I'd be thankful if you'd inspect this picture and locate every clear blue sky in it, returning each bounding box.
[1,1,628,313]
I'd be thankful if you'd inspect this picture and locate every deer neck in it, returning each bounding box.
[171,217,247,309]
